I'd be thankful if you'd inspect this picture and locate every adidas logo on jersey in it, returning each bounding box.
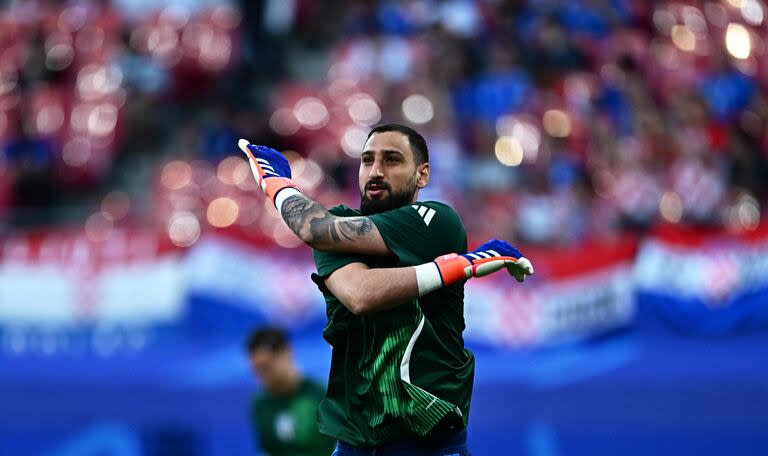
[412,205,436,226]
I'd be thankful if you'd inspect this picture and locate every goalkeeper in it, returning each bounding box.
[239,123,533,455]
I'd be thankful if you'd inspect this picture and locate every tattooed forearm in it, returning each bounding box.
[281,195,324,237]
[339,218,373,238]
[309,212,345,243]
[280,194,373,247]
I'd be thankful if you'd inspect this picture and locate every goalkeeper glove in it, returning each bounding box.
[238,139,302,210]
[415,239,534,296]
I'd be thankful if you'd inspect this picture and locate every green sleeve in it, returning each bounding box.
[311,249,366,293]
[368,201,467,266]
[311,205,365,291]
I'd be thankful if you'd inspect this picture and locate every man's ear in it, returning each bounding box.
[416,163,430,189]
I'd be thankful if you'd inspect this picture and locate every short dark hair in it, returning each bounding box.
[366,123,429,165]
[245,326,289,354]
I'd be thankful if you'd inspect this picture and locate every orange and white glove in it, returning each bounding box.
[414,239,534,296]
[238,139,302,211]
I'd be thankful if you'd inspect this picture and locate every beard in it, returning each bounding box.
[359,178,418,215]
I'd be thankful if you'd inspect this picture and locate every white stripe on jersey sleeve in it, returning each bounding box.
[424,208,436,226]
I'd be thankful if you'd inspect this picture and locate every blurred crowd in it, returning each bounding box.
[2,0,768,248]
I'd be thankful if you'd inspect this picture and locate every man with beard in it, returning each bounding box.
[239,123,533,455]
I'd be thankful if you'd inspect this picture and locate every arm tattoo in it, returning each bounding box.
[310,212,344,242]
[280,194,373,245]
[281,195,318,235]
[339,218,373,237]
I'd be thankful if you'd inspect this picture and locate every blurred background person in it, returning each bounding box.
[246,326,334,456]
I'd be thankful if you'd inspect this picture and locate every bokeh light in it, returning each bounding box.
[737,198,760,230]
[341,126,369,157]
[217,156,247,185]
[725,23,751,59]
[62,137,92,167]
[206,197,239,228]
[542,110,572,138]
[401,94,434,124]
[168,211,201,247]
[159,5,190,29]
[671,25,697,52]
[660,192,683,223]
[497,116,540,162]
[682,6,707,34]
[269,108,301,136]
[148,25,182,66]
[741,0,764,25]
[77,64,123,100]
[292,158,324,190]
[294,97,329,129]
[347,94,381,127]
[198,31,232,71]
[45,43,74,71]
[58,5,87,32]
[71,103,119,137]
[494,137,524,167]
[35,105,65,135]
[161,161,193,190]
[727,192,761,232]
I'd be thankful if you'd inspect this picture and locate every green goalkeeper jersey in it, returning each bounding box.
[311,201,474,447]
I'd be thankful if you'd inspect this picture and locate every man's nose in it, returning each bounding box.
[369,161,384,177]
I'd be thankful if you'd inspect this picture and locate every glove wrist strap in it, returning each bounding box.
[274,186,302,213]
[414,263,443,296]
[433,253,472,287]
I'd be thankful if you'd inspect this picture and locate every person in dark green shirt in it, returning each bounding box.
[238,124,534,455]
[246,326,336,456]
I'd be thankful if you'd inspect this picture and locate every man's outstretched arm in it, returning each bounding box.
[239,140,391,255]
[322,239,534,315]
